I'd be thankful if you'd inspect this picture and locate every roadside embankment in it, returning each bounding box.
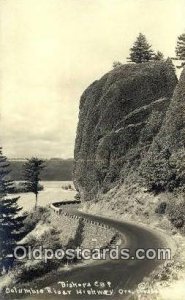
[0,205,119,295]
[80,185,185,300]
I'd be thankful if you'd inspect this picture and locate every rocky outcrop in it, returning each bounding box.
[151,67,185,151]
[73,62,177,200]
[139,66,185,193]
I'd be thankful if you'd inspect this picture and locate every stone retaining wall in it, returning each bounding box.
[50,204,119,250]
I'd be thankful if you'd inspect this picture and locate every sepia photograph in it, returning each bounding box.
[0,0,185,299]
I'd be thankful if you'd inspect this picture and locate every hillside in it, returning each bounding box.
[9,158,73,181]
[73,61,177,200]
[73,63,185,300]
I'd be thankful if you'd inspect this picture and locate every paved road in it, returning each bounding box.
[21,210,169,300]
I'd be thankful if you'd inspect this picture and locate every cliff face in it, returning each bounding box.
[151,67,185,151]
[139,66,185,193]
[74,62,177,200]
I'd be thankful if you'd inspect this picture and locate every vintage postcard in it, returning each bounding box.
[0,0,185,299]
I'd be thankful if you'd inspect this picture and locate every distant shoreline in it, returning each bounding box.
[9,159,74,181]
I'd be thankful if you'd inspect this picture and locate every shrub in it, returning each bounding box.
[167,202,185,229]
[74,192,80,200]
[61,183,74,190]
[140,149,185,193]
[113,61,122,68]
[155,202,167,214]
[23,227,63,265]
[140,156,171,193]
[17,261,56,283]
[67,220,84,249]
[23,207,50,232]
[36,228,61,249]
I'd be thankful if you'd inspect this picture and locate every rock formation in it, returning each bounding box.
[139,66,185,192]
[74,62,177,200]
[152,66,185,151]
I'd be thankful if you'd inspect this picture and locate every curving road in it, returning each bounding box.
[23,209,170,300]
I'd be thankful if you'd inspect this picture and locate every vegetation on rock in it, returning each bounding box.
[175,32,185,68]
[74,61,177,200]
[127,33,155,63]
[154,51,164,61]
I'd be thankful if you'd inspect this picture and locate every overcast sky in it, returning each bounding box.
[0,0,185,159]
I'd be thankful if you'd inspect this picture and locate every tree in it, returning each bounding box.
[154,51,164,61]
[175,32,185,68]
[166,57,176,73]
[140,148,185,194]
[0,147,26,272]
[23,158,45,209]
[127,33,155,63]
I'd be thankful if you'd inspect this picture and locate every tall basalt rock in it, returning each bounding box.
[139,66,185,192]
[73,62,177,200]
[151,66,185,151]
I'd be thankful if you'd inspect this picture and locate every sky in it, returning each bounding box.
[0,0,185,159]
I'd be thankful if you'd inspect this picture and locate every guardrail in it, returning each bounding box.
[50,202,111,229]
[52,200,81,207]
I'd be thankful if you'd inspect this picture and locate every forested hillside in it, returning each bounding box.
[9,158,73,181]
